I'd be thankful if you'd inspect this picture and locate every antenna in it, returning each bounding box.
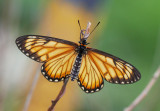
[90,21,100,35]
[78,20,81,30]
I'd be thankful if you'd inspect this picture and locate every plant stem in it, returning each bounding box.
[124,66,160,111]
[48,77,69,111]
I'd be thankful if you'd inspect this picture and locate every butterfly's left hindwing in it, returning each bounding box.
[41,51,77,82]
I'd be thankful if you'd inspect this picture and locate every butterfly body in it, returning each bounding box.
[70,53,82,81]
[16,21,141,93]
[71,41,87,81]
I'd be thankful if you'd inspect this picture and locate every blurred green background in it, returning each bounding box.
[0,0,160,111]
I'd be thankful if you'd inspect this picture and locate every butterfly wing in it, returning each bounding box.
[16,35,78,81]
[41,51,77,82]
[77,48,141,93]
[16,35,78,62]
[77,54,104,93]
[87,48,141,84]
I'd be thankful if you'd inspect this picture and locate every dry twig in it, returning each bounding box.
[48,78,69,111]
[124,66,160,111]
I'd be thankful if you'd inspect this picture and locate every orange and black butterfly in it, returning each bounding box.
[15,21,141,93]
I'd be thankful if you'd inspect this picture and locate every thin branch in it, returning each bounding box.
[48,77,69,111]
[124,66,160,111]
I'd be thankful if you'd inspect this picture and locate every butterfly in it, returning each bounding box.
[15,21,141,93]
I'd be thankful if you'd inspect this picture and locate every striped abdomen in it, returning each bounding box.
[71,53,82,81]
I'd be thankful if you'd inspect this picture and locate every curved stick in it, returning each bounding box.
[48,77,69,111]
[124,66,160,111]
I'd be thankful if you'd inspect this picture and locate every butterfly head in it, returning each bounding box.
[79,22,91,45]
[78,20,100,46]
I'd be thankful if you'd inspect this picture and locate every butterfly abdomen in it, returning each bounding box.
[71,53,82,81]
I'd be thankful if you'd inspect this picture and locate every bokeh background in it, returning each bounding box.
[0,0,160,111]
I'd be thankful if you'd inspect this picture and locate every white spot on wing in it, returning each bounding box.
[42,72,45,75]
[126,63,133,69]
[86,90,89,93]
[96,89,99,92]
[76,77,78,80]
[81,87,84,90]
[26,53,29,56]
[91,90,94,93]
[101,84,104,88]
[28,36,36,39]
[131,81,133,83]
[121,81,125,84]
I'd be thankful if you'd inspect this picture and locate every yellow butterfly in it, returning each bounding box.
[15,21,141,93]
